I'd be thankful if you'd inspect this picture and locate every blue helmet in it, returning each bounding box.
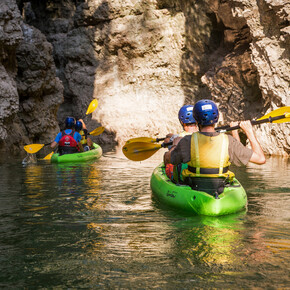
[178,105,196,124]
[65,117,75,129]
[75,120,83,131]
[193,99,219,125]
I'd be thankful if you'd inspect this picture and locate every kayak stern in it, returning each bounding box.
[150,163,247,216]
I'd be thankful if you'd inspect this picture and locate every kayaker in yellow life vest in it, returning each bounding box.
[75,119,93,151]
[164,99,266,197]
[164,105,198,181]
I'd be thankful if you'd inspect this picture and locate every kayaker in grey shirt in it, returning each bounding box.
[164,99,266,184]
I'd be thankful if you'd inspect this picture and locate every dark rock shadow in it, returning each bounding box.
[17,0,117,145]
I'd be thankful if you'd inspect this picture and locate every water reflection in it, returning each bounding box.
[0,155,289,288]
[158,212,247,269]
[22,162,103,220]
[53,162,101,196]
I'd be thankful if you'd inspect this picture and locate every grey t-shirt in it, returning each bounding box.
[171,132,253,167]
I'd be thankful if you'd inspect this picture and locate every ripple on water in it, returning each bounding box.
[0,154,289,288]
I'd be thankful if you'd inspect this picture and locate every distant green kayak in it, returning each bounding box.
[51,143,102,163]
[150,163,247,216]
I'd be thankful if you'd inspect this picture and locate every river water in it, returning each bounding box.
[0,148,289,288]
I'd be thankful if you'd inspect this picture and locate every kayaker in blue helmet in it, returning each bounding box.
[75,119,93,151]
[51,117,83,155]
[164,99,266,195]
[164,105,198,181]
[178,105,198,137]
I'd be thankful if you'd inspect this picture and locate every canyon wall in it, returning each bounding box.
[0,0,63,155]
[0,0,289,156]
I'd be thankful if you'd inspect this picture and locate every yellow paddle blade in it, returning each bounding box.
[126,137,157,144]
[42,151,54,160]
[24,144,45,154]
[125,137,166,144]
[89,126,105,136]
[122,142,162,161]
[257,106,290,123]
[86,99,98,115]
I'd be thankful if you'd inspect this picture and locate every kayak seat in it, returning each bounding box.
[58,146,78,156]
[184,177,235,198]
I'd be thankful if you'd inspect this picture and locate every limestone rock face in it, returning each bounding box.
[0,0,63,155]
[201,0,290,156]
[0,0,289,156]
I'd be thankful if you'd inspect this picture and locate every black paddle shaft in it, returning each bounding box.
[215,114,286,132]
[161,141,173,148]
[156,137,166,142]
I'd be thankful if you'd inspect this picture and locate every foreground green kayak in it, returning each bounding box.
[150,163,247,216]
[51,143,102,163]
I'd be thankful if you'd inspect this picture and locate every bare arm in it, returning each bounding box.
[87,137,93,147]
[163,137,181,165]
[230,121,241,142]
[78,119,87,130]
[239,121,266,165]
[51,141,58,149]
[78,142,84,152]
[164,146,175,165]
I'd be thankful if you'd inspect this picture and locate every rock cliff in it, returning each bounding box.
[0,0,289,156]
[0,0,63,155]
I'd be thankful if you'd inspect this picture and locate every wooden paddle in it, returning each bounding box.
[123,107,290,161]
[24,99,101,154]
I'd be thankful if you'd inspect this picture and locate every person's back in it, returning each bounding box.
[164,105,198,181]
[164,99,266,197]
[51,117,83,155]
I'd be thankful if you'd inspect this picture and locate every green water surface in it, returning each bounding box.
[0,151,289,288]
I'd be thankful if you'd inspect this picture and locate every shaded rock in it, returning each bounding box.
[0,0,63,155]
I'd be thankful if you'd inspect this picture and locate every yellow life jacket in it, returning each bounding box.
[182,132,235,179]
[79,130,87,145]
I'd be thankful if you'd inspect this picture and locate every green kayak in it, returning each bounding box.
[51,143,102,163]
[150,163,247,216]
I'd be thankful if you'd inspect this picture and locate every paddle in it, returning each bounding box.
[24,142,51,154]
[24,99,100,154]
[122,141,172,161]
[216,107,290,132]
[125,136,166,144]
[89,126,105,136]
[123,107,290,161]
[42,151,54,160]
[86,99,98,114]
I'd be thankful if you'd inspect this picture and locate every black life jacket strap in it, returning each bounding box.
[188,166,229,174]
